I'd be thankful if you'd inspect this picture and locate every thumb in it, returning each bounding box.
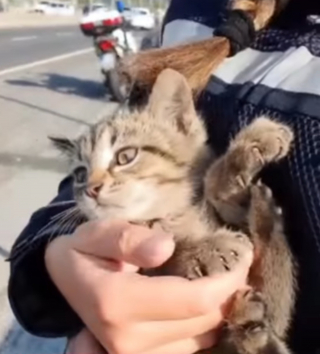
[72,220,175,268]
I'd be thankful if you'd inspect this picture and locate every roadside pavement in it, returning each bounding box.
[0,11,80,29]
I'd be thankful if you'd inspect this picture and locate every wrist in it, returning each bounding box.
[44,235,75,290]
[44,235,108,325]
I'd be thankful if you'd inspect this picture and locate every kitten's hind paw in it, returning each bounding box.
[225,289,270,353]
[249,182,283,238]
[220,288,292,354]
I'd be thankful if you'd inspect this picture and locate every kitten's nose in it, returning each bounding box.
[86,183,103,199]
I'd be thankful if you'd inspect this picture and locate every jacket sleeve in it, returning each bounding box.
[8,176,84,338]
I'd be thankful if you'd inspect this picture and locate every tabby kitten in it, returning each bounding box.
[50,69,296,354]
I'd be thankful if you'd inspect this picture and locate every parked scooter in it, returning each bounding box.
[80,3,137,102]
[94,26,137,102]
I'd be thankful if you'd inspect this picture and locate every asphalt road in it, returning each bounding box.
[0,24,145,354]
[0,25,91,71]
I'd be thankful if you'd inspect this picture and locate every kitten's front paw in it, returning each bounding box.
[195,229,253,277]
[169,229,253,280]
[240,117,293,169]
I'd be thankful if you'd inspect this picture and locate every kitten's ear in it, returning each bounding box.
[147,69,197,134]
[49,136,78,158]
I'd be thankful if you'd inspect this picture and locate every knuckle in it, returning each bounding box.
[118,225,134,255]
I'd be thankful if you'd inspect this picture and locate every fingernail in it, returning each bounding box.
[242,249,254,268]
[134,233,175,267]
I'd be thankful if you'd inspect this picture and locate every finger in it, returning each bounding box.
[127,314,221,351]
[143,332,216,354]
[72,220,175,268]
[108,253,252,322]
[47,235,252,324]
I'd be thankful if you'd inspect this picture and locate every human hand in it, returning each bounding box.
[45,220,252,354]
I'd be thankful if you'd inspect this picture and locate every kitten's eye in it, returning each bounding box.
[116,147,139,166]
[73,165,88,184]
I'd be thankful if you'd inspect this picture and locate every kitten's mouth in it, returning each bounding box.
[80,193,124,209]
[101,203,123,209]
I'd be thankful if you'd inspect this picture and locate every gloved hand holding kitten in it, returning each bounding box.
[45,220,253,354]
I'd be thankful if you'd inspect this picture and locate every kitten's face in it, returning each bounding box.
[51,69,207,222]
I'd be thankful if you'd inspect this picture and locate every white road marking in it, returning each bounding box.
[0,48,94,77]
[11,36,37,42]
[56,32,74,36]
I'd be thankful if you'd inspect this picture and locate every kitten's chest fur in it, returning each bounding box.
[139,174,229,279]
[135,145,220,242]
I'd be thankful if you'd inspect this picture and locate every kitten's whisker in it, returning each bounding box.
[58,208,81,236]
[50,206,78,221]
[61,208,85,234]
[49,208,80,237]
[47,200,76,208]
[68,213,85,236]
[35,207,77,238]
[45,209,81,244]
[66,215,79,237]
[11,207,82,257]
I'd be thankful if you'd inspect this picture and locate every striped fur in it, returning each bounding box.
[51,69,295,354]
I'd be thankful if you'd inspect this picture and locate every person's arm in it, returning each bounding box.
[8,176,84,338]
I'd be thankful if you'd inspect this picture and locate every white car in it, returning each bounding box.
[33,1,75,16]
[127,7,155,30]
[82,3,108,15]
[33,1,50,13]
[122,7,132,22]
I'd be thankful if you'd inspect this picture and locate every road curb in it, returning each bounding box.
[0,13,80,29]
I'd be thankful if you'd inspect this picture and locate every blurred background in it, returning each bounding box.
[0,0,166,353]
[0,0,169,13]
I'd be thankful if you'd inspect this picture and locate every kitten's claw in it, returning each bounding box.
[203,117,294,229]
[202,229,253,275]
[167,230,253,280]
[229,117,294,190]
[226,289,270,352]
[242,117,293,167]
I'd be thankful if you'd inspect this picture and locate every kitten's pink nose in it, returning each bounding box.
[86,183,103,199]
